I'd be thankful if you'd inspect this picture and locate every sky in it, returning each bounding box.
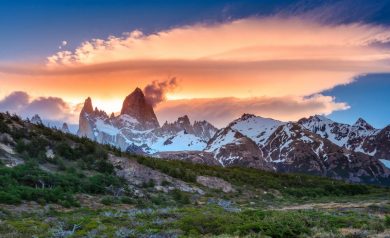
[1,0,390,128]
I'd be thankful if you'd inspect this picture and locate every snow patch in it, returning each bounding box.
[231,116,283,146]
[379,159,390,169]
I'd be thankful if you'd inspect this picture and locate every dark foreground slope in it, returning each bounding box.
[1,112,390,237]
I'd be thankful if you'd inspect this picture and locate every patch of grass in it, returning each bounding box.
[134,154,388,201]
[0,162,124,206]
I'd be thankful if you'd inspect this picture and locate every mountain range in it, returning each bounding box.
[77,88,390,185]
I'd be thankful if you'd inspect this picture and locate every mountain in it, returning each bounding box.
[77,88,218,154]
[61,122,70,133]
[3,111,390,238]
[30,114,43,125]
[204,127,272,170]
[77,88,390,185]
[197,114,390,184]
[298,115,390,159]
[120,87,160,130]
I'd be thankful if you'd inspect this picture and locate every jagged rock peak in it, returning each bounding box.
[31,114,43,125]
[61,122,70,133]
[160,115,194,134]
[298,114,333,124]
[240,113,257,120]
[311,114,332,122]
[81,97,93,114]
[353,117,374,130]
[177,115,191,126]
[120,88,160,129]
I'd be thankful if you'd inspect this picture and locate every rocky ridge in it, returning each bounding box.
[77,88,218,153]
[77,88,390,185]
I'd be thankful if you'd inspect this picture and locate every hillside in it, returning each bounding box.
[1,112,390,237]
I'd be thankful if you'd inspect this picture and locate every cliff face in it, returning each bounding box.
[120,88,159,129]
[77,97,97,139]
[77,88,217,153]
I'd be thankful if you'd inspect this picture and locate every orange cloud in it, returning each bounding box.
[1,17,390,125]
[155,94,349,128]
[0,91,78,122]
[47,17,390,65]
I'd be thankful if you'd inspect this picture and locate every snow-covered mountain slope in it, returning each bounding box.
[229,114,284,147]
[198,115,389,184]
[76,89,390,185]
[77,88,218,154]
[262,122,389,183]
[148,130,208,152]
[298,115,390,159]
[204,127,271,170]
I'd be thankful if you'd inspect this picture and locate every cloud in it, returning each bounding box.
[58,40,68,49]
[1,16,390,124]
[155,94,350,128]
[143,77,178,107]
[47,17,390,66]
[0,91,30,112]
[37,16,390,100]
[0,91,78,123]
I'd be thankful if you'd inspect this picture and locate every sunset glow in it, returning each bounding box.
[1,1,390,127]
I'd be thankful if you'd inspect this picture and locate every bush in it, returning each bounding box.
[142,179,155,188]
[120,196,135,204]
[0,191,21,204]
[178,209,239,235]
[171,189,190,205]
[55,142,75,159]
[385,215,390,227]
[101,196,118,205]
[0,163,123,207]
[0,120,10,133]
[95,159,115,174]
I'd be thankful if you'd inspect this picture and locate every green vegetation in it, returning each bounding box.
[0,162,123,206]
[135,155,382,200]
[0,112,389,237]
[0,204,389,237]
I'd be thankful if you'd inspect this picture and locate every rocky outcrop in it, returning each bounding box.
[156,115,217,143]
[109,154,204,194]
[120,88,159,129]
[196,176,235,193]
[193,120,218,140]
[61,123,70,133]
[205,127,272,170]
[81,97,93,114]
[77,97,99,139]
[155,151,219,166]
[77,92,218,153]
[30,114,43,125]
[159,115,193,134]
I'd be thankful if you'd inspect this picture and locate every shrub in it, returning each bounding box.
[385,215,390,227]
[142,179,155,188]
[0,191,21,204]
[161,180,171,186]
[101,196,118,205]
[55,142,74,159]
[120,196,135,204]
[0,120,10,133]
[95,159,115,174]
[171,189,190,205]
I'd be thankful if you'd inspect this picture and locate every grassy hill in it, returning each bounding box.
[0,112,390,237]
